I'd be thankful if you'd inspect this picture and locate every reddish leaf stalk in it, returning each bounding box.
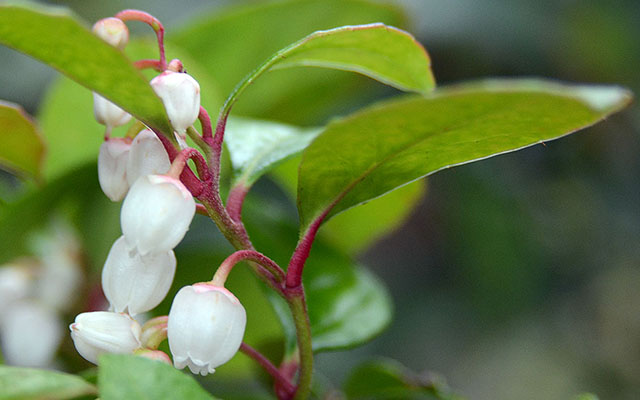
[133,59,163,72]
[226,183,248,223]
[212,250,285,286]
[198,106,214,144]
[240,343,296,397]
[154,130,203,197]
[115,9,167,70]
[285,210,329,289]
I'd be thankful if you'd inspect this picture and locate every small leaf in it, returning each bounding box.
[270,23,434,93]
[0,101,44,180]
[98,354,216,400]
[297,79,632,232]
[225,118,321,186]
[243,197,392,353]
[0,3,173,136]
[170,0,408,123]
[220,23,433,121]
[344,359,462,400]
[0,365,97,400]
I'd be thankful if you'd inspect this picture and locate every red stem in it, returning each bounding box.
[214,249,285,285]
[198,106,214,144]
[240,343,295,398]
[168,147,210,182]
[134,59,163,71]
[115,9,166,70]
[154,130,204,197]
[285,210,329,288]
[227,183,248,223]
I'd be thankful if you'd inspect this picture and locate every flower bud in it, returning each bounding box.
[150,71,200,135]
[167,283,246,376]
[102,236,176,316]
[70,311,142,365]
[92,17,129,50]
[126,129,171,186]
[121,174,195,255]
[1,301,62,368]
[93,93,132,129]
[98,138,132,201]
[135,349,172,364]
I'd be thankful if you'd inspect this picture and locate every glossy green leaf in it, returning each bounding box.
[225,118,321,186]
[218,23,433,124]
[243,197,392,353]
[323,180,426,254]
[297,79,633,232]
[99,354,216,400]
[170,0,407,123]
[267,23,434,92]
[0,101,44,180]
[0,3,173,136]
[344,359,462,400]
[0,365,97,400]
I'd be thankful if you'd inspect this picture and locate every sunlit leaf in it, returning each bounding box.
[0,365,97,400]
[0,3,173,136]
[0,101,44,180]
[225,118,321,186]
[297,79,632,232]
[99,354,216,400]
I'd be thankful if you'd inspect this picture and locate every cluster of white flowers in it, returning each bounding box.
[69,16,246,376]
[0,219,83,368]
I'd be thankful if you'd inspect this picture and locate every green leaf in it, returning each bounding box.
[0,365,97,400]
[225,118,321,186]
[0,3,173,136]
[170,0,408,124]
[219,23,434,123]
[0,101,44,180]
[98,354,216,400]
[322,180,426,254]
[297,79,632,232]
[243,197,392,353]
[344,359,462,400]
[267,23,434,93]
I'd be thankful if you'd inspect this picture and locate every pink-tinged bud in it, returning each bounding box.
[121,174,195,255]
[1,301,62,368]
[102,236,176,316]
[92,17,129,50]
[93,93,132,128]
[98,138,131,201]
[135,349,172,364]
[126,129,171,186]
[150,71,200,135]
[70,311,142,365]
[167,283,246,376]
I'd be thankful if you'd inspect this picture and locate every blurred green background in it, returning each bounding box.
[0,0,638,399]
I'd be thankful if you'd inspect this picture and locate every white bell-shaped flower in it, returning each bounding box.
[167,283,246,376]
[0,263,33,319]
[70,311,142,365]
[126,129,171,186]
[102,236,176,316]
[92,17,129,50]
[150,71,200,136]
[1,301,63,368]
[32,220,84,311]
[93,93,132,129]
[98,138,131,201]
[121,174,195,255]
